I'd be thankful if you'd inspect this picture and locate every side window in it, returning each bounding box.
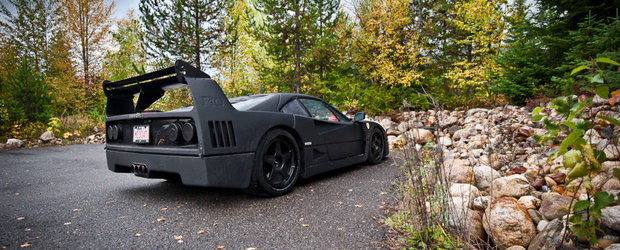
[281,99,309,117]
[299,99,340,122]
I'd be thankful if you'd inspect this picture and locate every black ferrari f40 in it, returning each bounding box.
[103,61,388,196]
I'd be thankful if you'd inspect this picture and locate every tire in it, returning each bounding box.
[246,129,301,197]
[366,127,385,164]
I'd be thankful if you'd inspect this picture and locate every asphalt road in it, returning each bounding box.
[0,144,402,249]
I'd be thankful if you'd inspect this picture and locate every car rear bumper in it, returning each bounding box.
[105,149,254,188]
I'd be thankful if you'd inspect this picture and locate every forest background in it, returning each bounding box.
[0,0,618,140]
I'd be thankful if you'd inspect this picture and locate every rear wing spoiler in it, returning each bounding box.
[102,60,223,116]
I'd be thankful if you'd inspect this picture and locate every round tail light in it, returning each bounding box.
[182,122,196,142]
[165,122,182,142]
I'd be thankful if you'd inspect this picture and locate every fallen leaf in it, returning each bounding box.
[17,217,25,221]
[67,198,72,201]
[64,222,72,226]
[135,233,142,237]
[73,209,80,212]
[299,198,304,201]
[142,203,147,207]
[299,218,304,222]
[119,216,127,219]
[348,189,353,192]
[177,240,183,243]
[173,235,183,240]
[24,228,31,232]
[157,218,166,222]
[246,248,257,250]
[337,201,343,205]
[301,224,310,227]
[217,246,225,249]
[354,204,363,208]
[176,205,182,208]
[175,201,181,204]
[213,222,219,226]
[337,228,342,231]
[379,192,387,195]
[20,242,31,248]
[197,229,205,234]
[105,201,114,205]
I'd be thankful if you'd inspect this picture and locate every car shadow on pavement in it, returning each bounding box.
[114,156,393,204]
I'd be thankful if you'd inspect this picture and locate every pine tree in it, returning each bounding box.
[140,0,227,70]
[254,0,344,93]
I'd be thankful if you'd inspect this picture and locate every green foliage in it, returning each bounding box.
[103,10,147,82]
[139,0,226,69]
[534,60,620,246]
[2,59,52,124]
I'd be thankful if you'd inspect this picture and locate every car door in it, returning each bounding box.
[297,98,364,161]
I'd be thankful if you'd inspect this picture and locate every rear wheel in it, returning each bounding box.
[366,127,385,164]
[246,129,300,197]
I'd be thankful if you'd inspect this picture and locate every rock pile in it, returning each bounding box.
[369,101,620,249]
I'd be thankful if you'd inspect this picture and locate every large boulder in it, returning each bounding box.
[473,164,501,191]
[601,206,620,231]
[491,175,531,198]
[443,158,474,184]
[483,197,536,248]
[539,193,572,221]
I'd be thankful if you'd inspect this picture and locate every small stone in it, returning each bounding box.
[547,173,566,184]
[505,246,526,250]
[473,165,500,191]
[536,220,549,232]
[491,175,530,199]
[506,165,527,175]
[472,196,490,210]
[539,193,572,221]
[531,178,545,190]
[443,158,474,184]
[439,136,452,147]
[602,161,620,176]
[528,209,544,225]
[604,144,620,160]
[449,183,480,209]
[592,238,614,249]
[602,178,620,192]
[406,129,434,144]
[528,219,573,250]
[518,196,541,210]
[601,206,620,231]
[544,176,557,188]
[39,131,55,142]
[541,185,551,192]
[5,139,24,148]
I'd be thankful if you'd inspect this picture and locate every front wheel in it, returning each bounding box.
[246,129,301,197]
[366,127,385,164]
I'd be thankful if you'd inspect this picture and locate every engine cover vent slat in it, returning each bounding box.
[208,120,236,148]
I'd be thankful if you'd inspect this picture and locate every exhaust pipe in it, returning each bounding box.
[131,163,148,175]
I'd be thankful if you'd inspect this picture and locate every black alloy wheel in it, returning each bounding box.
[247,129,300,197]
[366,127,385,164]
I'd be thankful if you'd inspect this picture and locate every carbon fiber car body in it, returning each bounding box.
[103,60,388,190]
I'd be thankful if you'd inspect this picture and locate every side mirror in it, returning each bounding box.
[353,112,366,121]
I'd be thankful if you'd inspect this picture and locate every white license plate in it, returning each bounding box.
[133,125,149,143]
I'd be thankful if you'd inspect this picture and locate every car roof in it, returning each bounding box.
[229,93,318,112]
